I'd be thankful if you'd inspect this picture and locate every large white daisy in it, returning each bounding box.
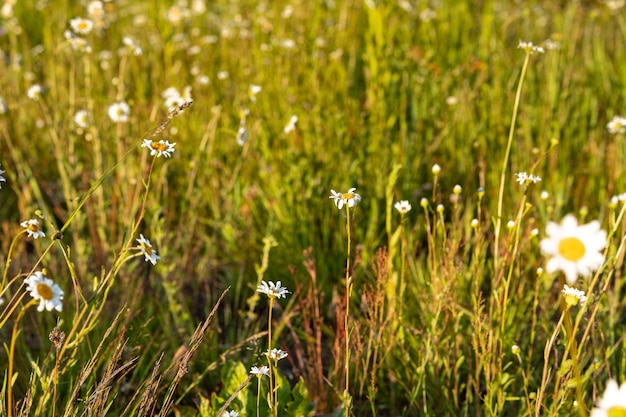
[539,214,607,284]
[24,271,64,312]
[591,379,626,417]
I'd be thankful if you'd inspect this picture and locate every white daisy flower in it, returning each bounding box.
[136,234,161,265]
[607,115,626,134]
[250,365,270,377]
[515,172,542,185]
[283,115,298,133]
[74,110,90,128]
[27,84,44,101]
[122,37,143,56]
[394,200,412,214]
[108,101,130,123]
[222,411,239,417]
[24,271,64,312]
[141,139,176,158]
[539,214,607,284]
[70,17,94,34]
[591,379,626,417]
[329,187,362,210]
[257,280,290,299]
[20,219,45,239]
[266,348,288,361]
[0,163,6,188]
[518,41,545,54]
[431,164,441,175]
[561,284,587,307]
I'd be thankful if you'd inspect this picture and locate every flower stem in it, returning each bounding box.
[344,204,352,417]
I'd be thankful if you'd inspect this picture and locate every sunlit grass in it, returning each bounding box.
[1,1,626,416]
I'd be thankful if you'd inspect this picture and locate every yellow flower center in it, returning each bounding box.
[28,223,39,232]
[36,283,54,300]
[608,406,626,417]
[153,142,167,152]
[341,192,354,200]
[563,293,580,307]
[558,237,586,261]
[141,243,154,256]
[78,22,88,30]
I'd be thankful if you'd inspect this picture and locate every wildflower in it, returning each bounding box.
[70,17,94,34]
[0,97,7,114]
[541,190,550,200]
[249,84,262,101]
[329,188,362,210]
[217,71,229,80]
[453,184,462,195]
[591,379,626,417]
[74,110,89,128]
[21,219,45,239]
[471,218,479,228]
[108,101,130,123]
[266,348,288,361]
[236,126,248,146]
[250,365,270,377]
[24,271,64,312]
[69,36,92,53]
[87,1,105,19]
[122,36,143,56]
[420,198,429,208]
[539,214,607,284]
[162,86,192,112]
[136,234,161,265]
[516,172,542,185]
[141,139,176,158]
[283,115,298,133]
[27,84,44,101]
[257,280,290,299]
[607,115,626,135]
[394,200,412,214]
[507,220,516,229]
[511,345,521,355]
[518,41,545,54]
[0,163,5,188]
[561,284,587,307]
[222,411,239,417]
[431,164,441,175]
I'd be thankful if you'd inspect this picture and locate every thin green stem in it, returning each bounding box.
[494,52,531,273]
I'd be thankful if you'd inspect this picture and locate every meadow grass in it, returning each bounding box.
[1,0,626,416]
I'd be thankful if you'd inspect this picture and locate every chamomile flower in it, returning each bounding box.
[136,234,161,265]
[515,172,542,185]
[539,215,607,284]
[162,86,192,112]
[518,41,545,54]
[222,411,239,417]
[20,219,45,239]
[141,139,176,158]
[70,17,94,34]
[607,115,626,135]
[591,379,626,417]
[329,188,362,210]
[122,36,143,56]
[24,271,64,312]
[108,101,130,123]
[394,200,412,214]
[266,348,288,361]
[0,163,5,188]
[74,110,90,128]
[250,365,270,377]
[257,280,290,299]
[283,115,298,133]
[27,84,44,101]
[561,284,588,307]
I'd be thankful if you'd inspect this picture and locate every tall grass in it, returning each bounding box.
[1,0,626,416]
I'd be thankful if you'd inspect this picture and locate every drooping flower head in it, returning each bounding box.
[329,188,362,210]
[25,271,64,312]
[591,379,626,417]
[539,215,607,284]
[136,234,161,265]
